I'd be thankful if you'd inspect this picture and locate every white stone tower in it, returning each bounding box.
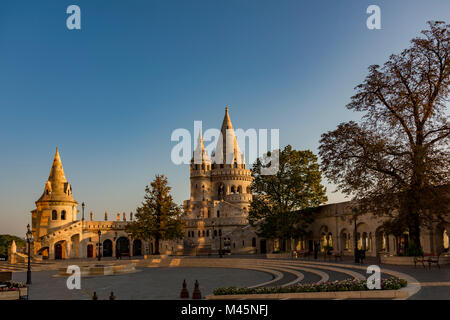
[31,148,78,250]
[183,107,253,252]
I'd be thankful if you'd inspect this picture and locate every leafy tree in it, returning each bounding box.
[0,235,26,256]
[126,175,183,255]
[248,145,328,250]
[319,21,449,250]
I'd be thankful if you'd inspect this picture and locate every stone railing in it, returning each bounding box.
[83,221,129,231]
[184,217,248,228]
[224,193,252,203]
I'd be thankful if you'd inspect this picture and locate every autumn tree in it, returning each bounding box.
[319,21,449,250]
[126,175,183,255]
[248,145,328,251]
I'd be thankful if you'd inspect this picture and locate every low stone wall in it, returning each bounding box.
[381,254,450,266]
[0,288,28,300]
[266,253,292,259]
[58,263,136,277]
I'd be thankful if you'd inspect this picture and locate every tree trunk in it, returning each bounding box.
[281,238,286,252]
[409,215,422,250]
[154,237,160,255]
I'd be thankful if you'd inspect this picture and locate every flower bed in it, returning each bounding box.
[213,278,407,295]
[0,281,26,292]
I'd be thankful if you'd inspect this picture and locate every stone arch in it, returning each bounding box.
[355,222,369,250]
[326,232,333,248]
[375,226,389,254]
[37,246,49,259]
[116,237,130,257]
[103,239,113,257]
[361,232,368,250]
[70,234,80,259]
[52,210,57,220]
[318,225,329,251]
[340,228,350,251]
[133,239,142,256]
[443,229,449,252]
[54,240,66,260]
[87,244,94,258]
[217,184,225,199]
[231,186,236,194]
[237,186,242,194]
[435,223,450,254]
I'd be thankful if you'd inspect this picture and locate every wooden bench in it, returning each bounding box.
[293,250,309,259]
[330,250,343,262]
[119,252,131,260]
[415,252,441,270]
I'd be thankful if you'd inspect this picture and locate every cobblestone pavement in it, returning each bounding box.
[8,255,450,300]
[12,267,273,300]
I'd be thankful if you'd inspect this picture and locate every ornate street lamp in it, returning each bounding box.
[81,202,85,221]
[97,229,102,261]
[26,224,33,285]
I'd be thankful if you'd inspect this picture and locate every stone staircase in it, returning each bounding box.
[0,260,53,272]
[182,244,212,256]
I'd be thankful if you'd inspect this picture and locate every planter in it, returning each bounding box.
[0,290,20,300]
[206,289,408,300]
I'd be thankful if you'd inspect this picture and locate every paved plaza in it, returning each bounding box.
[11,267,272,300]
[5,256,450,300]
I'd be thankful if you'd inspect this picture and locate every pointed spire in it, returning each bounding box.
[214,106,244,165]
[193,129,211,164]
[221,105,233,135]
[197,129,205,152]
[36,148,77,204]
[48,147,67,185]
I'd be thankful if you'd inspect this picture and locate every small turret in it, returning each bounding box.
[191,129,211,170]
[33,148,78,236]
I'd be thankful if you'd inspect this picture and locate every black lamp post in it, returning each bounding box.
[97,229,101,261]
[219,229,223,258]
[82,202,85,221]
[352,208,358,263]
[26,224,33,285]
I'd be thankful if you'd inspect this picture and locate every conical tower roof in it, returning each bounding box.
[36,148,77,204]
[192,129,211,164]
[48,147,67,186]
[214,106,244,165]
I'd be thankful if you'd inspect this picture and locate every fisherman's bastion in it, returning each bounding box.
[18,108,449,262]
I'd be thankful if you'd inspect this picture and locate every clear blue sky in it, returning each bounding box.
[0,0,449,236]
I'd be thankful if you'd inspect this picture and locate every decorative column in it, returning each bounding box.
[129,235,133,257]
[112,239,116,258]
[49,242,55,260]
[66,241,71,259]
